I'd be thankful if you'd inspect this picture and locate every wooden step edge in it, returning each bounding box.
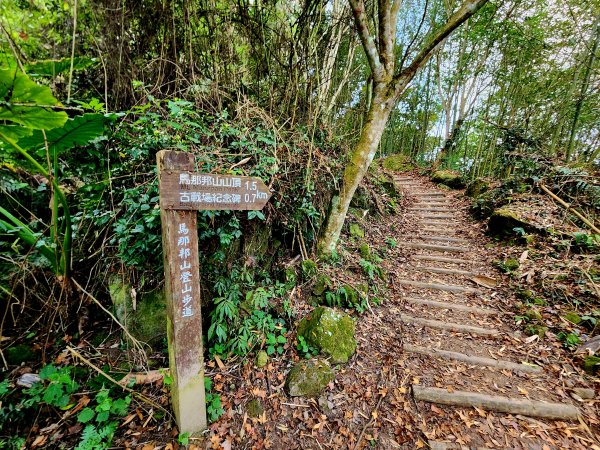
[420,214,454,219]
[405,243,469,253]
[404,297,496,316]
[400,314,497,335]
[412,386,580,420]
[429,442,489,450]
[404,297,496,315]
[410,266,476,277]
[404,344,542,373]
[412,255,471,264]
[408,208,452,212]
[397,279,479,293]
[414,193,446,197]
[420,236,469,244]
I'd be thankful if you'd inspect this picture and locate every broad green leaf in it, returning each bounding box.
[0,125,32,142]
[18,113,105,155]
[26,57,97,77]
[0,68,67,129]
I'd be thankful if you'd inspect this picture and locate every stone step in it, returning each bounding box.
[412,255,472,264]
[420,236,469,244]
[404,297,496,315]
[403,344,542,373]
[409,208,452,213]
[405,242,469,253]
[400,314,497,335]
[414,193,446,197]
[397,279,479,294]
[410,266,476,277]
[420,214,454,220]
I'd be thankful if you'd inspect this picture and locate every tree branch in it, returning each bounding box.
[349,0,384,80]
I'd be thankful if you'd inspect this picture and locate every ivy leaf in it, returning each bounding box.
[0,68,67,130]
[77,407,95,424]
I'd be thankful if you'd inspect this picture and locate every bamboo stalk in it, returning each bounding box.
[539,184,599,234]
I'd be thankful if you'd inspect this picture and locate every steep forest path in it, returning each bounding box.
[373,174,599,449]
[200,175,598,450]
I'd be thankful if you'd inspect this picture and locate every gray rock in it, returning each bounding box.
[286,358,335,397]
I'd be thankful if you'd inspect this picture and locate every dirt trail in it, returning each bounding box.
[198,174,598,450]
[381,174,599,449]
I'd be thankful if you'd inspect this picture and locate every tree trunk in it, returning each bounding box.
[317,86,394,255]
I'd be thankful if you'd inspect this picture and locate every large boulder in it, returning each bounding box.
[108,276,167,345]
[286,358,335,397]
[298,307,356,364]
[487,207,532,236]
[465,178,490,198]
[431,170,465,189]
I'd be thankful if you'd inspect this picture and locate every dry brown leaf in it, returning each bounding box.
[214,354,225,370]
[251,388,267,399]
[517,387,529,396]
[519,250,529,264]
[118,370,165,387]
[471,275,497,288]
[31,435,47,448]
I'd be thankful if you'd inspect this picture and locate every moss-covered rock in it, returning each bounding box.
[465,178,490,198]
[381,154,414,172]
[256,350,268,368]
[298,307,356,364]
[246,398,265,417]
[349,224,364,239]
[108,276,166,345]
[431,170,464,189]
[286,358,335,397]
[488,207,532,236]
[6,344,36,365]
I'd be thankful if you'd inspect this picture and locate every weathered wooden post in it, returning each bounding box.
[157,150,206,434]
[157,149,271,435]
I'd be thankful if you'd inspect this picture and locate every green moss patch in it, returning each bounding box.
[298,306,356,364]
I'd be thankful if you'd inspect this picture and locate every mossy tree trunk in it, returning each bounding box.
[317,0,489,256]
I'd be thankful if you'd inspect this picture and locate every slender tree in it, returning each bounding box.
[317,0,489,255]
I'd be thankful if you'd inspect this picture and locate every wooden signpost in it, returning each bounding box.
[157,150,272,434]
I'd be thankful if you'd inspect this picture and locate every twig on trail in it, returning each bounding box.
[66,346,171,418]
[538,183,600,234]
[353,377,388,450]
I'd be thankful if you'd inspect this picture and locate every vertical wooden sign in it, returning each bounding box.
[157,149,272,435]
[157,150,207,434]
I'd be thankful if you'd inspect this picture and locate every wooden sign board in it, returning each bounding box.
[157,151,272,435]
[159,171,271,211]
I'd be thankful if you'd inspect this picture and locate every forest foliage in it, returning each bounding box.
[0,0,599,447]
